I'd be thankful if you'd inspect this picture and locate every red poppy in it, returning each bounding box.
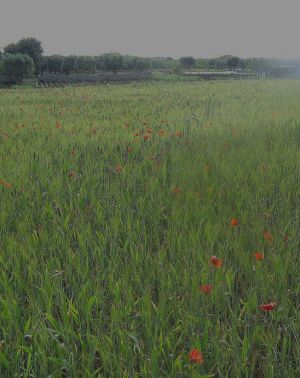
[283,235,288,242]
[260,302,276,311]
[188,349,204,364]
[55,122,62,129]
[114,165,123,174]
[134,132,140,137]
[199,284,213,294]
[0,179,12,189]
[147,128,153,133]
[210,256,223,268]
[254,252,264,261]
[127,147,133,153]
[230,218,239,226]
[68,171,76,178]
[173,187,181,194]
[143,134,151,141]
[263,231,273,244]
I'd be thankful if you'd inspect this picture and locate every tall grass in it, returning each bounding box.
[0,80,299,377]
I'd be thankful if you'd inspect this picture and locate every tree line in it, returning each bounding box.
[0,37,285,85]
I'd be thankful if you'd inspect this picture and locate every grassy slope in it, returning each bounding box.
[0,80,299,377]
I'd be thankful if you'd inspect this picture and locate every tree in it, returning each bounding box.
[2,54,34,84]
[47,55,64,74]
[4,37,43,75]
[123,55,137,70]
[95,56,105,71]
[85,56,96,73]
[134,57,151,71]
[3,43,18,54]
[167,59,181,74]
[103,53,123,73]
[179,56,196,69]
[227,56,240,70]
[16,37,43,75]
[76,56,89,72]
[63,55,77,75]
[40,56,48,75]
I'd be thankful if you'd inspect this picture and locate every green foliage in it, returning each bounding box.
[2,53,34,84]
[135,57,151,71]
[167,59,182,74]
[103,53,123,73]
[3,43,19,54]
[46,55,64,74]
[180,56,196,69]
[62,56,77,75]
[4,37,43,75]
[227,56,240,70]
[0,80,299,376]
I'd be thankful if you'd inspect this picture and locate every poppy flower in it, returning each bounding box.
[55,122,62,129]
[0,179,12,189]
[173,187,181,194]
[127,147,133,153]
[68,171,76,178]
[143,134,151,141]
[175,131,182,137]
[260,302,276,311]
[147,128,153,133]
[114,165,123,174]
[188,349,204,364]
[134,132,140,137]
[283,235,288,242]
[230,218,239,226]
[263,231,273,244]
[199,284,213,294]
[254,252,264,261]
[210,256,223,268]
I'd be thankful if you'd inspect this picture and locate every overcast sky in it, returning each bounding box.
[1,0,300,59]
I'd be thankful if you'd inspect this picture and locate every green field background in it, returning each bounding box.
[0,80,299,377]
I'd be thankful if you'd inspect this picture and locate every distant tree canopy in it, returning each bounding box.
[227,56,240,70]
[4,37,43,75]
[179,56,196,69]
[1,36,290,86]
[47,55,64,74]
[1,53,34,84]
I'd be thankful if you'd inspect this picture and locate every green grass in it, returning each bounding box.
[0,80,299,377]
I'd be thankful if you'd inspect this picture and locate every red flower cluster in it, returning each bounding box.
[188,349,203,364]
[210,256,223,268]
[199,284,213,294]
[260,302,276,311]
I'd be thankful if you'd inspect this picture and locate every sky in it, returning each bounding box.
[1,0,300,59]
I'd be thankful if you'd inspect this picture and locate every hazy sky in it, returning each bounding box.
[1,0,300,58]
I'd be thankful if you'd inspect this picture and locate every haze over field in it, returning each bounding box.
[1,0,300,59]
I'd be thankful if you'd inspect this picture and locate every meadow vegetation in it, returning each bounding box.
[0,80,299,377]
